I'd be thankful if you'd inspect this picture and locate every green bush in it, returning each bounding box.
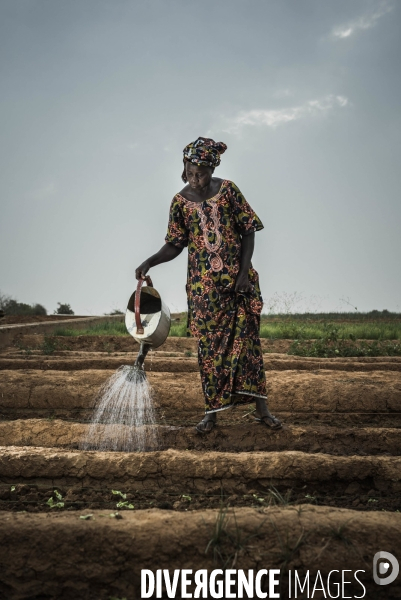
[0,292,47,315]
[54,303,74,315]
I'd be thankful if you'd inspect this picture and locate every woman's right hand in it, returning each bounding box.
[135,260,151,280]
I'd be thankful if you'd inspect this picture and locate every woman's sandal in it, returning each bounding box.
[196,415,216,434]
[254,409,282,430]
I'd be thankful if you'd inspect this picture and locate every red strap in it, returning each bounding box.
[135,276,153,334]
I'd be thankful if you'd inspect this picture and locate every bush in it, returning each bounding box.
[32,303,47,315]
[54,303,74,315]
[0,292,47,315]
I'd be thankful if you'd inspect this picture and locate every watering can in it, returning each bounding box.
[125,276,171,347]
[125,277,171,379]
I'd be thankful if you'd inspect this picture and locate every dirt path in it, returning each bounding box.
[0,315,88,326]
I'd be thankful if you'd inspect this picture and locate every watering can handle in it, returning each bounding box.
[135,276,153,334]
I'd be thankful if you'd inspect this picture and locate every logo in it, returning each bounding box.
[373,551,399,586]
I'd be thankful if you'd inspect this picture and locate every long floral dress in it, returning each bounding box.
[165,179,267,413]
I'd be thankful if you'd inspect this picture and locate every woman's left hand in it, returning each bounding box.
[235,272,253,294]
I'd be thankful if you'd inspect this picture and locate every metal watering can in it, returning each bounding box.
[125,276,171,379]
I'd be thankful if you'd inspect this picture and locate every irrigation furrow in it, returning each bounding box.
[1,447,400,493]
[0,419,400,455]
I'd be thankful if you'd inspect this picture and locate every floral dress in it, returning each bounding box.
[165,180,267,413]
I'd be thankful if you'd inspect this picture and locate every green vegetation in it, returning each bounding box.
[54,302,74,315]
[170,319,187,337]
[288,322,401,358]
[54,321,128,336]
[290,338,401,358]
[46,309,401,357]
[262,309,399,321]
[0,291,47,315]
[261,320,401,341]
[46,490,64,509]
[52,313,401,341]
[111,489,134,510]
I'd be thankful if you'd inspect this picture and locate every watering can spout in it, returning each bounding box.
[125,341,151,382]
[134,341,151,370]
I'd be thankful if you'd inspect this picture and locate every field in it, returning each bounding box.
[0,313,400,598]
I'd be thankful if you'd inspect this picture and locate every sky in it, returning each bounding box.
[1,0,400,315]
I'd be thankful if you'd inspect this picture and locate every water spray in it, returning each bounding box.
[81,277,171,452]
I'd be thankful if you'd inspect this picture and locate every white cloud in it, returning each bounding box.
[332,1,394,39]
[222,95,349,134]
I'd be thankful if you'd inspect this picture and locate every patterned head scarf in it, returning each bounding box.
[183,137,227,172]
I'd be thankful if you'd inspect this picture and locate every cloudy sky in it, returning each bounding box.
[1,0,400,315]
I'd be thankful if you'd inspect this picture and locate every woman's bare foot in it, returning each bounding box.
[254,398,282,430]
[196,412,217,434]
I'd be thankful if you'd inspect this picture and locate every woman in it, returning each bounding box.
[135,137,282,433]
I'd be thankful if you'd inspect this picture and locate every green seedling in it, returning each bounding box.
[79,514,94,520]
[116,501,134,509]
[10,486,15,492]
[111,490,133,509]
[182,494,192,502]
[47,497,64,509]
[111,490,127,499]
[368,498,378,503]
[252,494,265,504]
[47,489,64,509]
[108,512,123,519]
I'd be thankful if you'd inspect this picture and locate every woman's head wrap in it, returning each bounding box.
[182,137,227,182]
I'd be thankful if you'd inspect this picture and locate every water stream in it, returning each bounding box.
[81,359,159,452]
